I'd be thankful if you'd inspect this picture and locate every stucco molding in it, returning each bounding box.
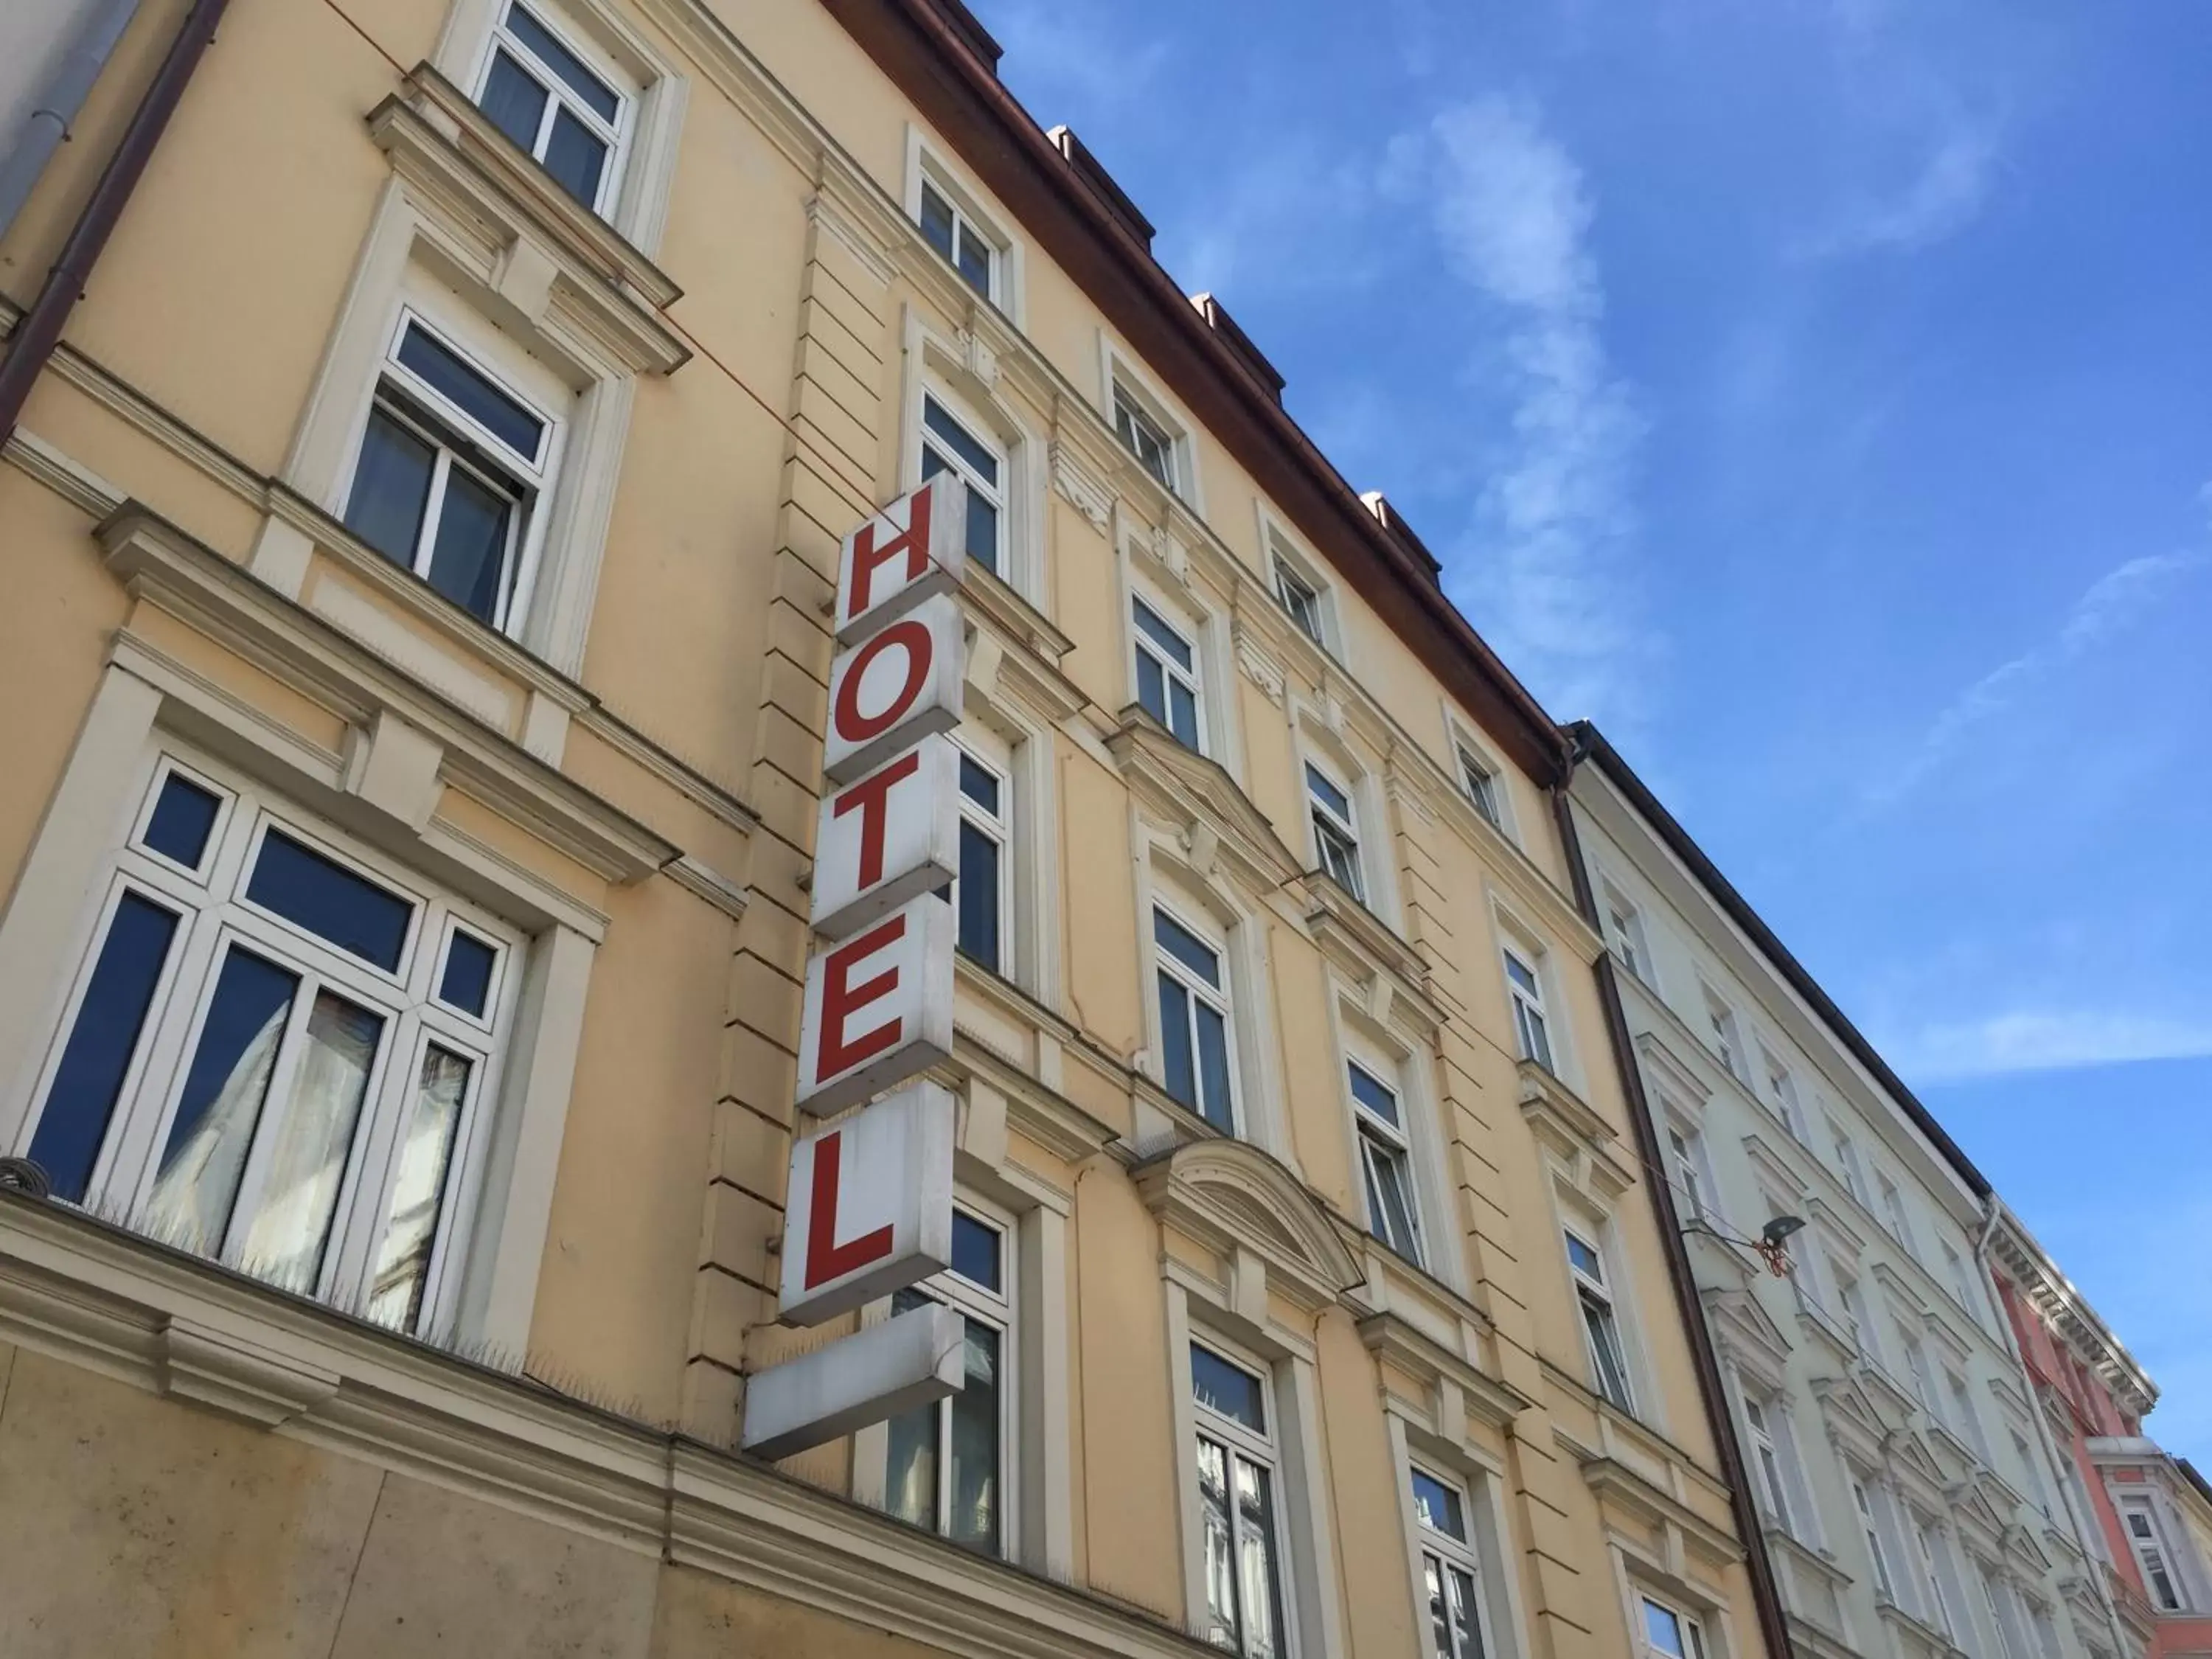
[1133,1138,1363,1312]
[1302,876,1444,1040]
[1519,1060,1638,1203]
[99,505,677,891]
[1578,1453,1745,1572]
[1357,1309,1531,1433]
[369,80,689,378]
[1105,707,1304,896]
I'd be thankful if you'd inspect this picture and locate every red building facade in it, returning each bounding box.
[1991,1208,2212,1659]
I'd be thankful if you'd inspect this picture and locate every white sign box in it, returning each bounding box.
[835,473,967,644]
[821,591,964,785]
[779,1082,954,1326]
[741,1301,964,1461]
[810,734,959,941]
[794,890,955,1116]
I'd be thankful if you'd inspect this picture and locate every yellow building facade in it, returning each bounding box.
[0,1,1767,1655]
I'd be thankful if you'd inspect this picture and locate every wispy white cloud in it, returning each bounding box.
[1868,546,2210,809]
[1388,95,1653,727]
[982,0,1170,119]
[1886,1007,2212,1082]
[1799,120,2003,257]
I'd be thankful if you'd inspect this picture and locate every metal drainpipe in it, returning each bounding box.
[0,0,231,448]
[1980,1196,2138,1659]
[0,0,145,242]
[1547,771,1799,1659]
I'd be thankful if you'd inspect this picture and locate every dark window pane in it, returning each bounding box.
[1306,762,1353,822]
[29,894,179,1202]
[503,4,619,119]
[951,1210,1001,1292]
[142,773,221,869]
[439,931,498,1016]
[343,406,436,566]
[1198,1436,1239,1648]
[1195,1001,1233,1132]
[964,490,998,574]
[145,947,299,1256]
[395,324,545,462]
[1153,909,1220,987]
[1412,1470,1467,1540]
[1158,974,1195,1109]
[1349,1062,1399,1127]
[1135,651,1167,728]
[955,818,999,971]
[922,397,1000,485]
[1190,1343,1265,1430]
[424,462,515,623]
[1168,680,1200,749]
[918,181,956,262]
[1132,598,1193,669]
[1235,1454,1286,1659]
[955,223,992,297]
[368,1044,471,1332]
[948,1316,1000,1552]
[479,49,548,153]
[541,105,607,207]
[247,830,413,972]
[957,756,999,813]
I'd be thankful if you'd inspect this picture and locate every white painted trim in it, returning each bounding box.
[902,123,1029,329]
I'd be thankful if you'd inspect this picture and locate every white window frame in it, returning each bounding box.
[1304,758,1365,902]
[1347,1060,1424,1266]
[1759,1047,1808,1141]
[1602,882,1652,986]
[917,386,1011,581]
[1187,1335,1298,1658]
[1152,901,1240,1135]
[1941,1241,1988,1328]
[1503,945,1555,1074]
[872,1194,1018,1556]
[1566,1225,1635,1412]
[1131,588,1208,754]
[1703,989,1743,1082]
[1854,1474,1900,1604]
[1445,717,1514,843]
[341,306,566,637]
[903,133,1024,321]
[1407,1463,1497,1659]
[467,0,639,218]
[1114,379,1183,496]
[1978,1562,2022,1659]
[1100,347,1197,508]
[2010,1428,2053,1517]
[1946,1368,1992,1461]
[1901,1331,1938,1417]
[1666,1120,1711,1221]
[1742,1389,1795,1533]
[1878,1172,1918,1256]
[944,733,1013,976]
[2120,1495,2187,1613]
[1911,1514,1961,1638]
[1637,1590,1711,1659]
[1828,1118,1868,1206]
[11,747,521,1340]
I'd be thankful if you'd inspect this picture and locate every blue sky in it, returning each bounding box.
[969,0,2212,1456]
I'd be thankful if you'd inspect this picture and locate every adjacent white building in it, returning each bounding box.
[1565,725,2125,1659]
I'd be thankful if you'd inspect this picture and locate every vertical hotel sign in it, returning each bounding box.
[741,476,971,1461]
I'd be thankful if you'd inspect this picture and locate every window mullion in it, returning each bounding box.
[416,451,453,580]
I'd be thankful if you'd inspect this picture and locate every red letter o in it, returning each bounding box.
[832,618,934,745]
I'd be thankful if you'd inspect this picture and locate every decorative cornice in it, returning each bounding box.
[1304,878,1444,1037]
[1357,1309,1532,1433]
[1104,708,1304,895]
[1133,1138,1363,1312]
[369,80,689,378]
[1578,1453,1745,1571]
[100,505,678,888]
[1518,1061,1638,1201]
